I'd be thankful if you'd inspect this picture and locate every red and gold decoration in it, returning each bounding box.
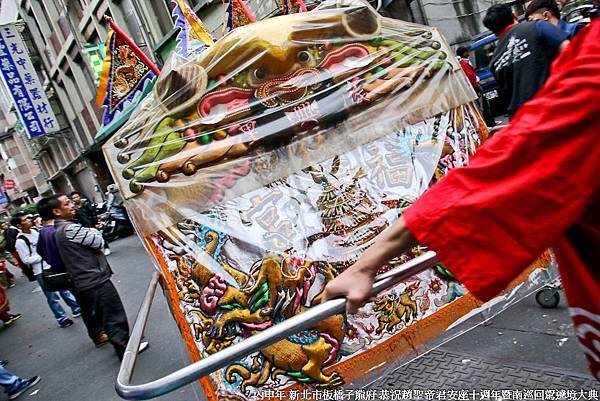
[102,4,555,401]
[226,0,256,31]
[171,0,214,57]
[96,17,159,129]
[281,0,308,14]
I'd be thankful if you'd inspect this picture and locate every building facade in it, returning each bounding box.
[17,0,123,199]
[0,84,43,215]
[13,0,282,201]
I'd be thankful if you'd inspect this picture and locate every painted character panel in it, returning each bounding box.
[102,5,552,401]
[146,104,487,400]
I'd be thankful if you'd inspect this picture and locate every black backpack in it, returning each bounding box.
[16,232,36,282]
[5,227,18,252]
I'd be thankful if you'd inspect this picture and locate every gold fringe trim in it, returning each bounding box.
[271,253,551,400]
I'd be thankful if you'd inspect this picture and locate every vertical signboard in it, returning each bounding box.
[0,24,59,138]
[0,186,9,206]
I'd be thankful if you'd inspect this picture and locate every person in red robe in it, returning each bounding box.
[456,46,479,91]
[324,20,600,380]
[0,285,21,327]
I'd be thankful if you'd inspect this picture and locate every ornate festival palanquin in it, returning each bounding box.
[103,3,554,400]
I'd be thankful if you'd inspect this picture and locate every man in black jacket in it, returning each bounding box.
[70,191,112,256]
[46,194,147,360]
[69,191,96,228]
[483,4,570,117]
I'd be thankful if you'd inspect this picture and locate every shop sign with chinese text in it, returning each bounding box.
[0,24,59,138]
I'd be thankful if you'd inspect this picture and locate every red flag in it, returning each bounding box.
[226,0,255,31]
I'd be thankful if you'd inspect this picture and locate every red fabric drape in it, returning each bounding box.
[404,21,600,379]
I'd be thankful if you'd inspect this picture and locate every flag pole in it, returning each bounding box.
[103,16,160,75]
[236,0,256,23]
[297,0,308,12]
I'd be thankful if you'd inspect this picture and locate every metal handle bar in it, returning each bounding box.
[116,251,439,400]
[489,124,508,134]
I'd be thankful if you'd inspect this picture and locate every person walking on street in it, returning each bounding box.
[0,260,15,289]
[456,45,496,127]
[324,20,600,380]
[0,362,40,400]
[4,214,35,282]
[105,184,124,212]
[456,46,479,90]
[70,192,96,228]
[0,223,20,328]
[77,187,117,256]
[31,215,42,231]
[484,4,570,117]
[0,283,20,328]
[92,184,105,206]
[526,0,584,39]
[0,222,15,289]
[36,198,110,348]
[43,194,148,359]
[11,215,80,328]
[0,226,16,289]
[74,190,113,256]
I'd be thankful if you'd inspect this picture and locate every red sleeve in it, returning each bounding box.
[404,21,600,302]
[459,59,478,90]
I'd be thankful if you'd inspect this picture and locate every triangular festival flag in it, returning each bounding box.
[171,0,214,57]
[95,17,159,140]
[280,0,308,14]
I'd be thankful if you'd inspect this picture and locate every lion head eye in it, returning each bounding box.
[297,50,314,65]
[247,67,268,87]
[253,68,267,80]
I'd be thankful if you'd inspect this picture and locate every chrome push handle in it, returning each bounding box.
[116,251,439,400]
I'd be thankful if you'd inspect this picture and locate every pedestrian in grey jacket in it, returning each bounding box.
[43,193,148,360]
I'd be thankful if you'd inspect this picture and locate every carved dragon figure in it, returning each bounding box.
[305,156,389,253]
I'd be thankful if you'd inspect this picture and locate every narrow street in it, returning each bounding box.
[0,235,203,401]
[0,235,596,400]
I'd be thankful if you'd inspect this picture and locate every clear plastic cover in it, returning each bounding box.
[103,2,554,400]
[104,1,477,236]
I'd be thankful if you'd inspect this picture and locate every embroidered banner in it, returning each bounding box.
[281,0,308,14]
[171,0,214,57]
[226,0,255,31]
[103,4,556,400]
[95,18,158,140]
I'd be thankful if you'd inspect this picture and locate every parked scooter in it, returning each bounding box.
[94,201,107,216]
[98,205,134,242]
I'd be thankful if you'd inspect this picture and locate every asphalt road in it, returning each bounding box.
[0,235,596,401]
[0,235,203,401]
